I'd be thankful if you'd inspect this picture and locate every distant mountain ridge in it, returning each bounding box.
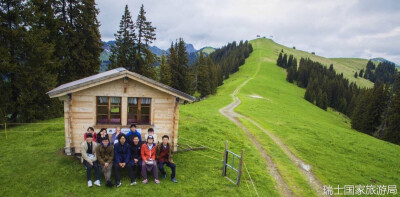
[101,40,214,57]
[100,40,216,71]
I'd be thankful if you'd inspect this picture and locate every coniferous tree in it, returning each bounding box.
[0,0,62,122]
[159,53,172,86]
[282,53,288,68]
[168,42,179,90]
[176,38,195,94]
[287,54,294,68]
[207,57,218,95]
[384,74,400,143]
[57,0,102,84]
[135,4,156,76]
[196,52,210,97]
[359,69,364,77]
[277,52,283,67]
[109,5,136,71]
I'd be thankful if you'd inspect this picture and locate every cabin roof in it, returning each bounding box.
[47,67,195,102]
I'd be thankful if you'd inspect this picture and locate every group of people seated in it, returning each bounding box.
[81,124,177,187]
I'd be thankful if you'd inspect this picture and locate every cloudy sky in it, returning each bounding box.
[96,0,400,64]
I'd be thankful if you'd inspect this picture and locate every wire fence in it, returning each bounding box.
[0,123,260,195]
[178,137,260,196]
[0,122,65,139]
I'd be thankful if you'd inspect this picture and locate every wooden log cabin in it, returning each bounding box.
[47,67,195,155]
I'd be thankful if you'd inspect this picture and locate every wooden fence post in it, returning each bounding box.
[237,149,244,186]
[4,122,7,140]
[222,140,228,176]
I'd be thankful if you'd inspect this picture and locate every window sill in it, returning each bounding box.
[94,124,153,129]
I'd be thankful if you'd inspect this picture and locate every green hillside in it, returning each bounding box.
[0,38,398,197]
[234,38,399,195]
[274,45,374,88]
[200,46,216,54]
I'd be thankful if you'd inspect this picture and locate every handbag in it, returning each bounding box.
[146,159,154,165]
[146,144,154,165]
[87,153,96,162]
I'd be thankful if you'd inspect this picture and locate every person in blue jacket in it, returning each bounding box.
[114,134,135,187]
[126,124,142,143]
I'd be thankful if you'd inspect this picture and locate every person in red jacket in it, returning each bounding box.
[141,135,159,184]
[84,127,97,142]
[156,135,177,183]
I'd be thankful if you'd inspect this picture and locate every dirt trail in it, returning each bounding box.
[219,55,294,197]
[219,50,327,196]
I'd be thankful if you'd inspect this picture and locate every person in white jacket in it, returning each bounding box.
[145,128,158,143]
[81,133,100,187]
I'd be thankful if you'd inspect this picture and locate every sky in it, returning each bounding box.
[96,0,400,64]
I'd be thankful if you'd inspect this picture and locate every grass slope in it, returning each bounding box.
[235,38,400,192]
[1,38,398,197]
[276,43,373,88]
[200,47,216,54]
[0,44,281,196]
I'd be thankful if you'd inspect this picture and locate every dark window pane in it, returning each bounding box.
[141,106,150,115]
[127,115,138,124]
[140,115,150,124]
[128,106,138,113]
[97,115,108,124]
[110,115,121,124]
[97,106,108,115]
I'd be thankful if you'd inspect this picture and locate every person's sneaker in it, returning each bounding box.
[106,180,113,187]
[163,174,167,179]
[142,179,148,184]
[88,180,93,187]
[171,178,178,183]
[116,182,122,187]
[155,179,160,184]
[130,181,137,186]
[94,180,101,187]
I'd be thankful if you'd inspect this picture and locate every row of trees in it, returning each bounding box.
[196,40,253,98]
[0,0,103,123]
[209,41,253,79]
[157,40,252,98]
[277,51,400,144]
[358,60,397,84]
[1,1,253,123]
[89,4,253,99]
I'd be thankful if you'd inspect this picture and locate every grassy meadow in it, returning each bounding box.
[0,38,399,197]
[235,38,400,192]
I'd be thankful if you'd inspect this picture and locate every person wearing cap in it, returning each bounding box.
[129,135,143,181]
[145,128,158,143]
[80,133,100,187]
[96,137,114,187]
[84,127,97,142]
[114,134,135,187]
[156,135,177,183]
[126,124,142,143]
[140,135,159,184]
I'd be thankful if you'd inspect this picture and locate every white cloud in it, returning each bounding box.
[96,0,400,64]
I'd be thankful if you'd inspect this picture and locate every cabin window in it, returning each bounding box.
[128,97,151,124]
[96,96,121,124]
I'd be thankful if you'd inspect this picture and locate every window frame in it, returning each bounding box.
[96,96,122,125]
[127,97,152,125]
